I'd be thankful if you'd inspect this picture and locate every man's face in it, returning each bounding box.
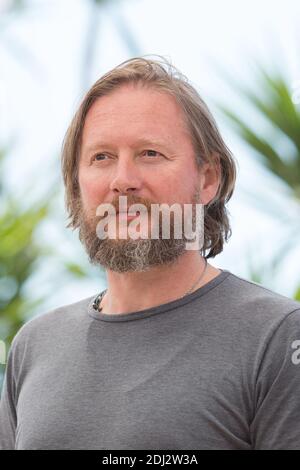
[77,83,203,272]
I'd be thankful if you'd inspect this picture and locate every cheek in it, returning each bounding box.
[78,170,105,207]
[165,167,196,199]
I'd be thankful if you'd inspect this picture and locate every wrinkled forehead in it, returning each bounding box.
[81,83,193,152]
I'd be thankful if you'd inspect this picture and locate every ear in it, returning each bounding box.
[198,153,221,205]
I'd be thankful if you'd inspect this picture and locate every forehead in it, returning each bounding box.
[81,84,192,150]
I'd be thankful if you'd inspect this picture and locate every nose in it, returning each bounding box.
[109,157,142,195]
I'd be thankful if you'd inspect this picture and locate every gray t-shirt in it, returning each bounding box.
[1,269,300,450]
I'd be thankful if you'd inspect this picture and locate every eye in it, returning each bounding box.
[142,149,162,158]
[92,153,109,162]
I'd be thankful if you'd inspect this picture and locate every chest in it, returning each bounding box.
[15,332,251,449]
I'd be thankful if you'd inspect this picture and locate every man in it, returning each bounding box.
[1,56,300,450]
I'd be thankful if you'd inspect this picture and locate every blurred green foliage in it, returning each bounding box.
[0,146,93,392]
[219,65,300,199]
[0,145,53,388]
[218,63,300,299]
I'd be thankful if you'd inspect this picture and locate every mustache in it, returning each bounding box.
[82,195,154,227]
[81,190,201,227]
[110,195,153,212]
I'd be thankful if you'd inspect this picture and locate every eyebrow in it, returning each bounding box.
[83,138,173,154]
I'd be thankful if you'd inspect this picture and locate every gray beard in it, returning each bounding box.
[77,193,201,273]
[80,229,187,273]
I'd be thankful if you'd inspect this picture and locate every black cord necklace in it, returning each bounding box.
[92,289,107,311]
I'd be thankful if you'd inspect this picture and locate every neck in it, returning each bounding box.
[100,252,221,315]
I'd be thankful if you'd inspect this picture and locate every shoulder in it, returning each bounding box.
[223,270,300,318]
[9,294,95,353]
[211,272,300,398]
[209,270,300,347]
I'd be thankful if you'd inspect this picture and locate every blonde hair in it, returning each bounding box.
[61,55,237,258]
